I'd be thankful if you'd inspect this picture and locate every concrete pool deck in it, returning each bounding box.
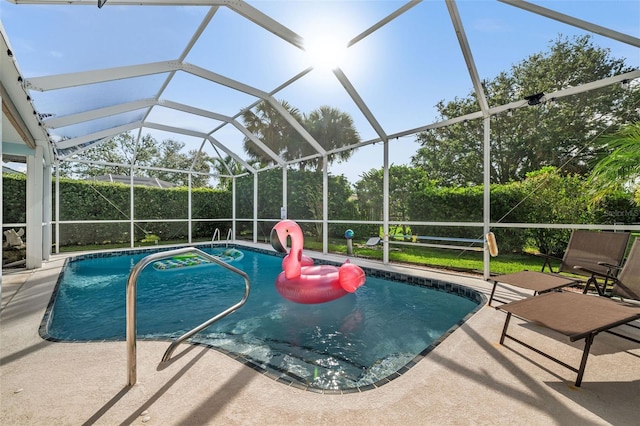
[1,244,639,425]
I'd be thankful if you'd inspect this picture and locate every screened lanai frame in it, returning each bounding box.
[1,0,639,278]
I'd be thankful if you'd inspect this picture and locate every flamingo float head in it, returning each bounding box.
[270,220,300,254]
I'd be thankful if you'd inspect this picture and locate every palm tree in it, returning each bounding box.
[241,100,303,167]
[588,121,640,205]
[303,106,360,171]
[241,101,360,171]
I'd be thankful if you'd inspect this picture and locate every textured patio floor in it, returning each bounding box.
[1,245,639,425]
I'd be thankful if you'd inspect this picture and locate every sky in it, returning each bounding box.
[1,1,639,183]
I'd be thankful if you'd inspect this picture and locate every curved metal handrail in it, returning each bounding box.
[211,228,221,243]
[126,247,250,386]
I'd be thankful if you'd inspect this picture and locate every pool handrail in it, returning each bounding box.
[126,246,250,386]
[211,228,220,243]
[211,227,233,248]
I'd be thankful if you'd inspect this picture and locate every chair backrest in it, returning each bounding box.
[559,230,631,277]
[613,239,640,301]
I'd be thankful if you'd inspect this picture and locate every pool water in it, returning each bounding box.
[43,247,481,391]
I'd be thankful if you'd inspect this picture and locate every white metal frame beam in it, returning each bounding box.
[226,1,305,50]
[24,0,431,168]
[499,0,640,48]
[446,0,493,278]
[28,60,329,160]
[141,122,269,169]
[25,61,180,92]
[11,0,302,50]
[330,70,640,153]
[56,122,142,150]
[348,1,422,47]
[446,0,490,116]
[332,68,387,142]
[42,98,157,128]
[48,97,286,169]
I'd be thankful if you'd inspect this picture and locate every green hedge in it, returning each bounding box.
[3,171,638,252]
[3,175,230,246]
[407,169,639,254]
[2,173,26,223]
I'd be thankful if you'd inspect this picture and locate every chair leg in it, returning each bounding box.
[500,313,512,344]
[488,281,498,307]
[583,275,604,296]
[575,333,595,387]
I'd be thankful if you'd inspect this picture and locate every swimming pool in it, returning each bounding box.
[41,245,485,392]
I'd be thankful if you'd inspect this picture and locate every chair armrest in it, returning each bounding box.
[574,262,622,277]
[573,265,608,278]
[597,262,623,274]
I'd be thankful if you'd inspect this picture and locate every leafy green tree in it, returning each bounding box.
[354,165,429,221]
[57,133,214,187]
[588,121,640,205]
[54,158,76,178]
[412,35,637,185]
[66,133,159,178]
[241,100,360,171]
[519,166,593,255]
[150,139,213,187]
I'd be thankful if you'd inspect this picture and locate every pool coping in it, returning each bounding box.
[39,243,487,394]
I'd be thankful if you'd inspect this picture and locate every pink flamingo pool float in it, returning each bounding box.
[270,220,366,304]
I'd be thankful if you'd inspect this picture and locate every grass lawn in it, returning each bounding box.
[301,239,551,276]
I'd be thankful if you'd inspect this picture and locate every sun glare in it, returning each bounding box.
[304,35,348,71]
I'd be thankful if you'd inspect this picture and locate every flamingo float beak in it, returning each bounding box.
[270,225,288,253]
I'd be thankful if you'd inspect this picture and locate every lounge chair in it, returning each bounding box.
[497,291,640,386]
[497,239,640,386]
[487,230,631,306]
